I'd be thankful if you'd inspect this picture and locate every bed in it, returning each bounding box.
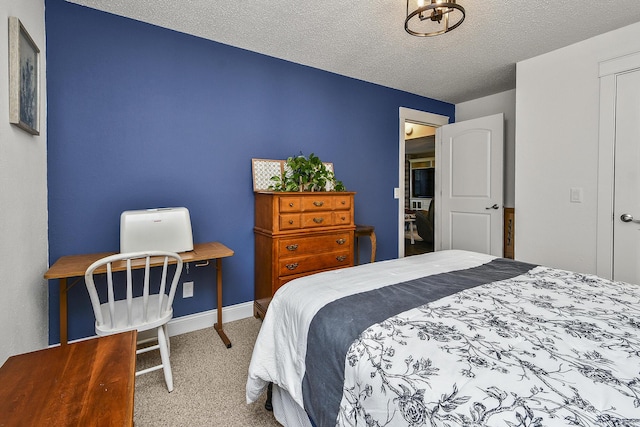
[246,250,640,426]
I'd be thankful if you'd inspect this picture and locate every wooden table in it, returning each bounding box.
[44,242,235,347]
[354,224,377,264]
[0,331,137,426]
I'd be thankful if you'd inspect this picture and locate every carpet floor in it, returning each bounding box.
[134,317,280,426]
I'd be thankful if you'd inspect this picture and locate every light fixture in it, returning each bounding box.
[405,0,465,37]
[405,124,414,135]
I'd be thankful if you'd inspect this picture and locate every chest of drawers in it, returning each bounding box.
[254,191,356,318]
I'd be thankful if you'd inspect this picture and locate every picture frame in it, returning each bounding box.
[252,158,285,191]
[9,17,40,135]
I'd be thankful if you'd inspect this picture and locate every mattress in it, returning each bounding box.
[246,250,640,426]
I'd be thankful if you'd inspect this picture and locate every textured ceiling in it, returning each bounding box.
[67,0,640,104]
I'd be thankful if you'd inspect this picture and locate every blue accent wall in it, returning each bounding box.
[45,0,455,344]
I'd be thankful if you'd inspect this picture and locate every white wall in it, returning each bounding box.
[0,0,48,364]
[456,89,516,208]
[515,21,640,273]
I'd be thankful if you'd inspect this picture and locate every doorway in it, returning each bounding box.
[398,108,449,258]
[405,123,436,256]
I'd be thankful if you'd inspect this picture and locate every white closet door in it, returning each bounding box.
[613,69,640,284]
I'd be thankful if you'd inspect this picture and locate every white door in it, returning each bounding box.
[436,113,504,256]
[613,69,640,284]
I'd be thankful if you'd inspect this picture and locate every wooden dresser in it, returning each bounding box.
[254,191,356,318]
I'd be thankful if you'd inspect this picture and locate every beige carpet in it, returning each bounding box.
[134,317,280,426]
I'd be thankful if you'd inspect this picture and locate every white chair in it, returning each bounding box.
[84,251,183,392]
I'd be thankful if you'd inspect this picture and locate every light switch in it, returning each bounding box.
[393,188,400,199]
[570,187,583,203]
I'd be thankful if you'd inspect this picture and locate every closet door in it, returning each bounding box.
[613,69,640,284]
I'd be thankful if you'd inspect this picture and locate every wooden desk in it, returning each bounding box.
[0,331,137,426]
[44,242,234,347]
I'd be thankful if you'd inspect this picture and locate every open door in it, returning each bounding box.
[436,113,504,256]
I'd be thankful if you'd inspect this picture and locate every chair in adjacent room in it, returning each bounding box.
[84,251,183,392]
[415,199,435,244]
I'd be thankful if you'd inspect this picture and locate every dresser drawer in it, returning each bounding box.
[301,196,333,211]
[333,195,351,210]
[279,233,351,257]
[278,251,351,277]
[333,210,352,226]
[301,212,333,228]
[279,214,301,230]
[279,197,301,213]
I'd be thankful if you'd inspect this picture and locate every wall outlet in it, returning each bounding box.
[183,281,194,298]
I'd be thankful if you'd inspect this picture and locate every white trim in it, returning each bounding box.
[167,301,254,337]
[53,301,255,347]
[599,51,640,77]
[596,51,640,279]
[398,108,449,257]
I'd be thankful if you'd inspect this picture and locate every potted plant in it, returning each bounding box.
[269,153,345,192]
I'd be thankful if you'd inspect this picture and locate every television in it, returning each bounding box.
[412,168,434,198]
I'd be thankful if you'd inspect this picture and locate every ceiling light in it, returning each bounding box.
[405,0,465,37]
[405,124,414,135]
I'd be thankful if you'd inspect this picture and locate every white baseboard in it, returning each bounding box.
[59,301,255,346]
[167,301,255,337]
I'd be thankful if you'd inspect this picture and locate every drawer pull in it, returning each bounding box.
[341,200,346,205]
[336,255,347,262]
[313,217,324,224]
[336,238,346,245]
[289,202,294,207]
[289,220,294,224]
[286,244,298,251]
[313,201,324,207]
[285,263,299,271]
[341,216,346,220]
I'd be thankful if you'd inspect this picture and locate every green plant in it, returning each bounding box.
[269,153,345,192]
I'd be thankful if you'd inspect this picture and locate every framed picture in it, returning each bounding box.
[9,17,40,135]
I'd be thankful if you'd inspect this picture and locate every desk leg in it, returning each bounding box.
[213,258,232,348]
[59,278,68,346]
[369,231,377,264]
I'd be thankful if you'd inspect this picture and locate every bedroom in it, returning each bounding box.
[2,0,640,423]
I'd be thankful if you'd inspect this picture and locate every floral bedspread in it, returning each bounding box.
[338,266,640,426]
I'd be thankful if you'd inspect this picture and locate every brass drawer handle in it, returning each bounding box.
[313,201,324,207]
[289,220,294,224]
[286,244,298,251]
[336,255,347,262]
[289,202,294,207]
[285,263,299,270]
[336,238,346,245]
[313,217,324,224]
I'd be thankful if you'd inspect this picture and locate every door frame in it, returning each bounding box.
[398,107,449,257]
[596,51,640,279]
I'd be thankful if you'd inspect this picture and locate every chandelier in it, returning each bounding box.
[405,0,466,37]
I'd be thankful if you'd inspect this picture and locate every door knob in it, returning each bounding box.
[485,204,499,210]
[621,213,636,223]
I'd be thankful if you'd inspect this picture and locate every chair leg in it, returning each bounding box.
[163,324,170,357]
[157,326,174,392]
